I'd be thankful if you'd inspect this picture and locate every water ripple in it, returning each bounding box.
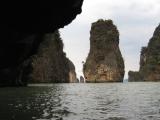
[0,83,160,120]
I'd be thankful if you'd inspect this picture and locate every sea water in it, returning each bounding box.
[0,82,160,120]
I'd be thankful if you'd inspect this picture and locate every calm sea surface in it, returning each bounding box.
[0,82,160,120]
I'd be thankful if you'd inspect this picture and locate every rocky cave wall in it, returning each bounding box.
[0,0,83,86]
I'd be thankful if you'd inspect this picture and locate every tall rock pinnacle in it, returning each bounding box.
[83,19,125,82]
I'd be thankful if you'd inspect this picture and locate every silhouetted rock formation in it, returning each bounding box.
[83,19,125,82]
[0,0,83,86]
[26,31,77,83]
[80,76,85,83]
[128,24,160,82]
[75,78,79,83]
[1,1,83,33]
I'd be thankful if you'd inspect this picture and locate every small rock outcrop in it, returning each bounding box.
[83,19,125,82]
[128,24,160,81]
[26,31,77,83]
[80,76,85,83]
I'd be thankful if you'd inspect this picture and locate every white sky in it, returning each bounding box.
[60,0,160,79]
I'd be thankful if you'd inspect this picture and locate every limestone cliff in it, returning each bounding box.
[128,71,142,82]
[0,0,83,86]
[27,31,77,83]
[68,59,77,83]
[83,19,125,82]
[140,24,160,81]
[128,24,160,81]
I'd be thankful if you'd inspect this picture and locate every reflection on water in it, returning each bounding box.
[0,82,160,120]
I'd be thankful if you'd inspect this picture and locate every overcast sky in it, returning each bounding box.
[60,0,160,79]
